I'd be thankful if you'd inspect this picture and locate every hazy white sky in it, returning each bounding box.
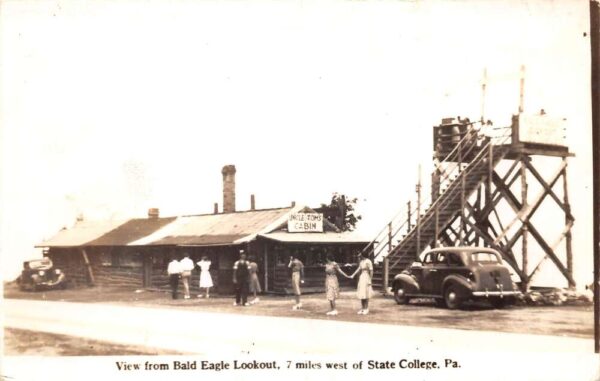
[0,0,592,285]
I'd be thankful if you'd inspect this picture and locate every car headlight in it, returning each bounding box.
[38,270,45,276]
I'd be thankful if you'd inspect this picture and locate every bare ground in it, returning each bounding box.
[3,328,181,356]
[4,284,594,339]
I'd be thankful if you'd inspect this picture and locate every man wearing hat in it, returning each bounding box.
[232,249,250,306]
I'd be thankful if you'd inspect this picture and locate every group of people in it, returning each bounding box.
[231,250,262,306]
[289,251,373,315]
[167,249,375,316]
[167,254,214,300]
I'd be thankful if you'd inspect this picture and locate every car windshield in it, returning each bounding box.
[26,259,53,270]
[470,252,500,264]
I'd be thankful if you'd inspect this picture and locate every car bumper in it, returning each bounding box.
[472,291,521,297]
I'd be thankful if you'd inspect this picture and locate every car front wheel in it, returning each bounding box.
[444,285,462,310]
[394,284,410,305]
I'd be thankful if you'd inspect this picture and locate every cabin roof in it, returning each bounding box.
[85,217,177,246]
[38,206,324,248]
[36,219,127,248]
[147,207,295,246]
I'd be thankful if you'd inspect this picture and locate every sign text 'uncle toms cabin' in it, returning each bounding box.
[287,213,324,233]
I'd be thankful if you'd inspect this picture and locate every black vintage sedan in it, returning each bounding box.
[392,247,520,309]
[17,258,67,291]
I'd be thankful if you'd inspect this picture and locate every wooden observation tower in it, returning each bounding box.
[368,111,575,292]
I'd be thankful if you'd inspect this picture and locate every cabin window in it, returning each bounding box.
[99,251,113,267]
[152,253,169,269]
[118,251,143,267]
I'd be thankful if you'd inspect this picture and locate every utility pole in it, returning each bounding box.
[481,67,487,124]
[519,64,526,113]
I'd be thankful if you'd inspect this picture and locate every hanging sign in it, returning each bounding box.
[287,213,324,233]
[518,114,567,147]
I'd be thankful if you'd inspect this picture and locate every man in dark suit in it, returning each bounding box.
[232,249,250,306]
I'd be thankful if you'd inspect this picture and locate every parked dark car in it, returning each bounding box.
[17,258,67,291]
[392,247,520,309]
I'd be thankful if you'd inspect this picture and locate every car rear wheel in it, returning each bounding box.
[444,285,462,310]
[394,284,410,305]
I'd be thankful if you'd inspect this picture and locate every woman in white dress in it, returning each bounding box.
[349,252,373,315]
[197,256,213,298]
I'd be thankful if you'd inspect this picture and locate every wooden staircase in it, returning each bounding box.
[365,126,510,291]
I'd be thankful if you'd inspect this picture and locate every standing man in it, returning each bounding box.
[180,253,194,299]
[288,255,305,310]
[167,256,182,300]
[232,249,250,306]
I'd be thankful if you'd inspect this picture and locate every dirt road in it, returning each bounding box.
[4,286,594,338]
[3,298,594,355]
[3,328,180,355]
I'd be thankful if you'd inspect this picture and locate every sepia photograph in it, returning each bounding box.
[1,0,599,380]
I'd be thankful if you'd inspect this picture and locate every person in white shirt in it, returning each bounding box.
[179,253,195,299]
[167,258,182,299]
[196,256,213,299]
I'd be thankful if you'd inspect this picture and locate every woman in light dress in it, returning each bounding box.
[196,256,213,298]
[248,256,261,304]
[349,252,374,315]
[324,254,350,316]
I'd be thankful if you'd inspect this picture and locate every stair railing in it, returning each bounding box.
[362,122,488,260]
[385,128,513,269]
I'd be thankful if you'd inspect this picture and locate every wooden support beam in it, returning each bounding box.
[524,159,574,220]
[493,175,576,286]
[460,173,466,245]
[383,256,390,292]
[263,244,269,292]
[529,220,575,281]
[81,248,95,286]
[434,205,439,248]
[407,201,412,234]
[439,232,453,247]
[462,216,526,280]
[388,222,393,255]
[520,156,529,291]
[464,202,518,264]
[562,159,575,288]
[478,164,521,221]
[492,161,566,244]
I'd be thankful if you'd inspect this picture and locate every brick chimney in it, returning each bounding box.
[222,165,236,213]
[148,208,159,219]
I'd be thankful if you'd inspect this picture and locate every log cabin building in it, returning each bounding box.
[36,166,368,295]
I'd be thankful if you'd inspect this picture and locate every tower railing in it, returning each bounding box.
[362,123,512,264]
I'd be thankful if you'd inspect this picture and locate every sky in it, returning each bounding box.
[0,0,593,286]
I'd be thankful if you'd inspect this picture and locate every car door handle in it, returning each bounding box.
[430,269,438,272]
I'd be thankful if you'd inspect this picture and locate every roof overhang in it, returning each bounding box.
[258,232,369,244]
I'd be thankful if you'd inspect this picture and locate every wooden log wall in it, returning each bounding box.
[47,250,89,287]
[149,266,220,294]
